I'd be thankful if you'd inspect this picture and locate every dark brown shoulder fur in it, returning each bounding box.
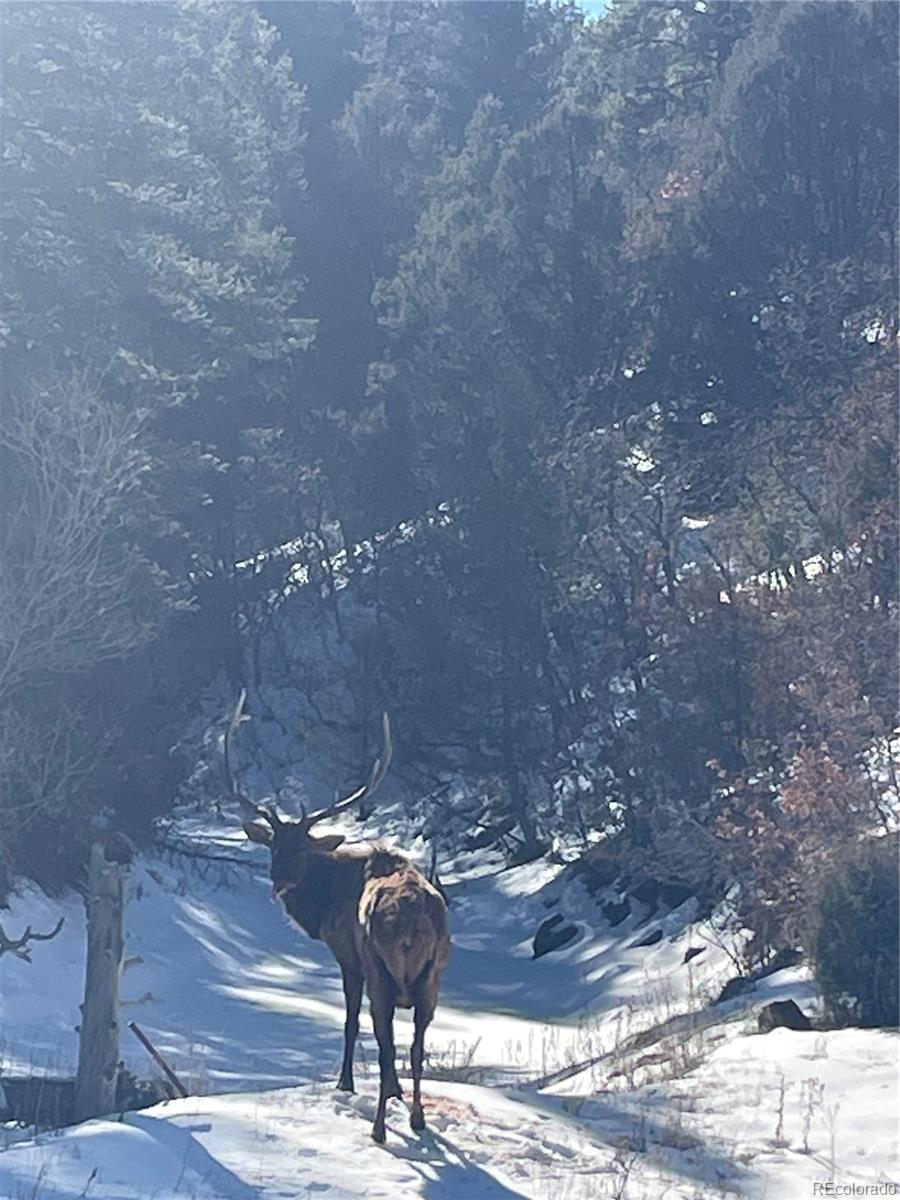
[365,847,409,879]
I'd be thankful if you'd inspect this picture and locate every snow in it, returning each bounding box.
[1,830,897,1198]
[544,1026,899,1200]
[0,1083,618,1199]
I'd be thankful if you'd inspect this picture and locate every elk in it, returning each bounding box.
[224,693,450,1144]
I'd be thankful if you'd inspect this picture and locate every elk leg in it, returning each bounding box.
[368,969,401,1144]
[337,966,363,1092]
[409,998,432,1132]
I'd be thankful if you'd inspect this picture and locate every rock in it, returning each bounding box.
[682,945,705,965]
[509,842,546,867]
[602,897,631,927]
[630,878,692,912]
[715,949,805,1005]
[657,881,692,910]
[631,880,661,908]
[758,1000,812,1033]
[532,915,579,959]
[463,817,515,851]
[630,927,663,949]
[757,948,803,980]
[715,976,754,1004]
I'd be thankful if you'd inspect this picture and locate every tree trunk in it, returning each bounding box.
[500,636,542,859]
[74,841,124,1123]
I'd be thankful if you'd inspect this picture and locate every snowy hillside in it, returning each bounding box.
[1,822,896,1199]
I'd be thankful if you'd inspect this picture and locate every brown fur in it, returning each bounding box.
[245,821,451,1143]
[360,865,450,1006]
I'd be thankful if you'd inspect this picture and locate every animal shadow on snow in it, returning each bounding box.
[335,1091,526,1198]
[390,1123,530,1200]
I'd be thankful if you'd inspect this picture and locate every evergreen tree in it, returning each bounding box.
[0,1,315,884]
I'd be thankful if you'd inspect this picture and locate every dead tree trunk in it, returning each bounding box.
[74,841,124,1122]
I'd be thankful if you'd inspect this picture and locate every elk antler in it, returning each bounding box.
[303,713,392,829]
[0,916,65,961]
[223,690,282,828]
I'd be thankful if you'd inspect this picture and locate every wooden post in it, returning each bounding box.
[74,841,124,1122]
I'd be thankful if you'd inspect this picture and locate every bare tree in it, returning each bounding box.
[74,841,125,1121]
[0,374,155,899]
[0,703,111,828]
[0,373,151,697]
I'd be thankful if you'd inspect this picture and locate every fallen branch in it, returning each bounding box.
[127,1021,188,1099]
[0,916,65,961]
[156,836,253,868]
[518,995,753,1092]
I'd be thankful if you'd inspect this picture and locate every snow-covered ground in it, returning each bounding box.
[1,824,897,1199]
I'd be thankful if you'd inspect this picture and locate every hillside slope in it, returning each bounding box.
[1,831,896,1198]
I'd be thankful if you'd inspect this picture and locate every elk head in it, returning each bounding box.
[223,691,393,897]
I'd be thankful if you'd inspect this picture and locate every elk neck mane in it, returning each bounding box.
[278,841,408,941]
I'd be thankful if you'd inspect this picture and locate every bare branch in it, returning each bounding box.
[0,703,114,831]
[0,916,65,961]
[0,374,151,697]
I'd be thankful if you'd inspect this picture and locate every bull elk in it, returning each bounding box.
[224,693,451,1143]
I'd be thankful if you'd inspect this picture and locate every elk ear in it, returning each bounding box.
[243,821,274,846]
[312,833,345,852]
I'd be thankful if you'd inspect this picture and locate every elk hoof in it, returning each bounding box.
[336,1076,354,1093]
[410,1106,425,1132]
[372,1122,386,1144]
